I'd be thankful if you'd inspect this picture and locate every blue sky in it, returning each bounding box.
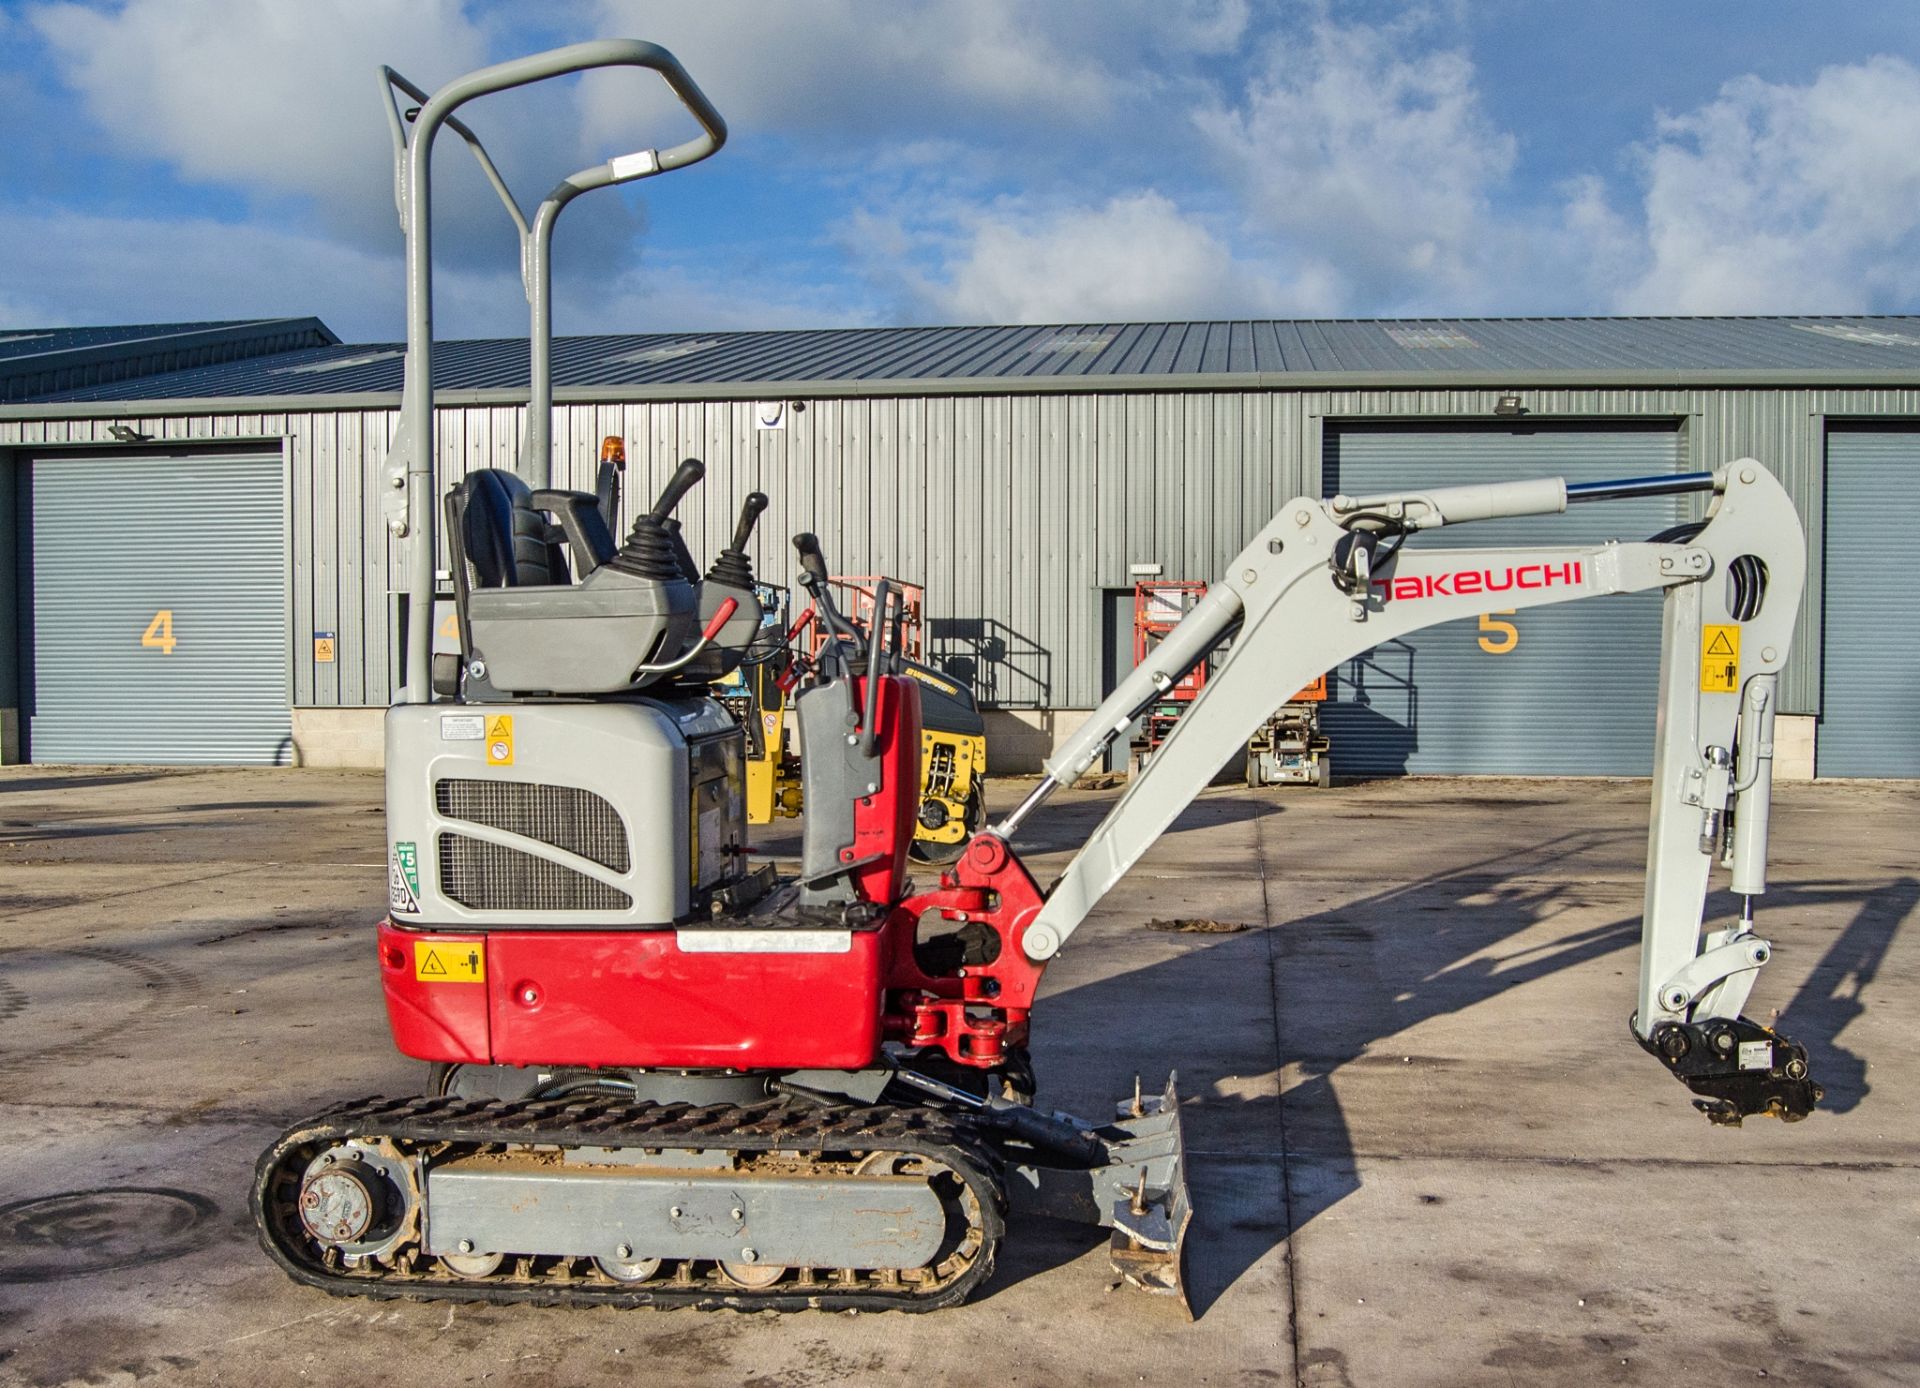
[4,0,1919,343]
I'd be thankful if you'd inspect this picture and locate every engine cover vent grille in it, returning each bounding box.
[437,833,632,912]
[435,778,631,872]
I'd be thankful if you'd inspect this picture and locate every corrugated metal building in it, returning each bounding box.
[2,315,1915,776]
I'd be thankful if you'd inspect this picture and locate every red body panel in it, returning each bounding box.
[378,927,491,1063]
[843,675,923,906]
[484,928,883,1069]
[379,918,884,1071]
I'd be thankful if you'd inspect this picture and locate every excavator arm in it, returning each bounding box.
[991,460,1817,1124]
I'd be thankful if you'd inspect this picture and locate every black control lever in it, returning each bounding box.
[653,458,708,582]
[793,533,864,641]
[729,491,769,552]
[706,492,768,589]
[649,457,705,521]
[889,600,907,675]
[594,435,626,533]
[594,465,622,531]
[606,457,703,584]
[793,532,865,694]
[793,529,831,588]
[859,580,893,756]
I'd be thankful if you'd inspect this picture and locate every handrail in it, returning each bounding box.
[378,40,727,703]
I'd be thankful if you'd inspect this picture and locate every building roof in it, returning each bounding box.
[16,315,1920,408]
[0,318,340,404]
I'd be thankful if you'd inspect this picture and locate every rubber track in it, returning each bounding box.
[251,1093,1006,1313]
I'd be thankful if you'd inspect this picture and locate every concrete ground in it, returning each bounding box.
[0,766,1915,1388]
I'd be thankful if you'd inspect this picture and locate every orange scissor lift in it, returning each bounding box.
[1131,580,1331,784]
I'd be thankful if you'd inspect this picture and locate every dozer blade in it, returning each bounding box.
[998,1071,1194,1312]
[1104,1072,1193,1312]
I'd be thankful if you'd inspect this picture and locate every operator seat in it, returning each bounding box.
[439,467,694,698]
[447,466,628,594]
[448,468,572,590]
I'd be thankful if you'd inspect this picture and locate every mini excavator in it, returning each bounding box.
[252,41,1822,1314]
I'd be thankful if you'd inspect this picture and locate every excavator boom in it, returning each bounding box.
[995,460,1816,1124]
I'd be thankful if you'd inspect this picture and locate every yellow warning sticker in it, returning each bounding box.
[1701,624,1740,693]
[414,940,485,983]
[485,714,514,766]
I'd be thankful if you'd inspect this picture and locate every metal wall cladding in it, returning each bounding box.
[11,384,1920,737]
[1321,421,1685,776]
[571,392,1304,712]
[26,450,291,764]
[1818,426,1919,776]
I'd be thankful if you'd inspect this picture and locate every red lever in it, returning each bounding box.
[775,655,811,694]
[786,605,817,642]
[700,597,739,642]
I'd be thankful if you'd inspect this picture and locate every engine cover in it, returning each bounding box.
[384,697,745,929]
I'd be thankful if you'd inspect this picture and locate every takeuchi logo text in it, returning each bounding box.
[1371,561,1583,601]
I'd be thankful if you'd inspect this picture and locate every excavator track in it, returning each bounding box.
[252,1093,1005,1313]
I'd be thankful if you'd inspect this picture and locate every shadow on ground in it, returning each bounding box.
[1025,831,1917,1318]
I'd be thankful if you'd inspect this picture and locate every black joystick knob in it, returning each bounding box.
[649,458,705,522]
[608,457,706,582]
[793,532,830,590]
[707,492,768,589]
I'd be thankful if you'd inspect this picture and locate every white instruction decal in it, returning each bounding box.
[1737,1040,1773,1072]
[675,930,852,955]
[440,714,484,741]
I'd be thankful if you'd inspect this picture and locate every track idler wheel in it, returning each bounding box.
[716,1259,787,1290]
[440,1250,505,1278]
[595,1251,664,1283]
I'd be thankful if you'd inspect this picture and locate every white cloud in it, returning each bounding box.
[28,0,503,245]
[15,2,1920,339]
[1194,17,1516,310]
[848,191,1324,324]
[582,0,1248,146]
[21,0,658,335]
[1605,56,1920,313]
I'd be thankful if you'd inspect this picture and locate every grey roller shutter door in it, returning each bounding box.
[1321,422,1684,775]
[28,451,291,764]
[1819,427,1919,777]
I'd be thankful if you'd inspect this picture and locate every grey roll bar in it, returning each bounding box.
[378,40,727,704]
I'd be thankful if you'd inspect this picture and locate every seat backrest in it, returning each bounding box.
[450,469,568,590]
